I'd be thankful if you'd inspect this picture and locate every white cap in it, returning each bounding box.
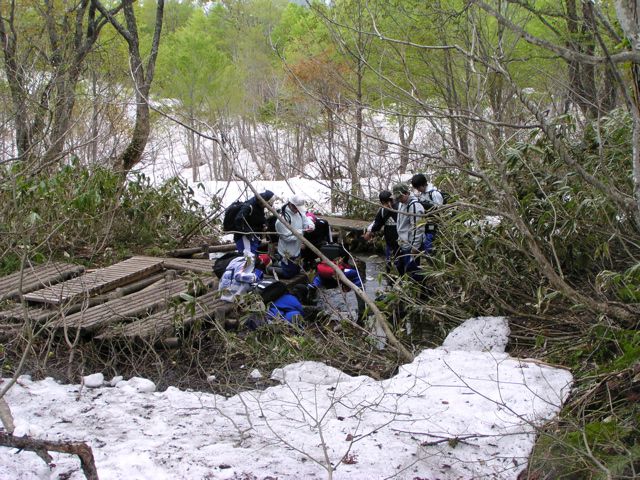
[289,194,306,214]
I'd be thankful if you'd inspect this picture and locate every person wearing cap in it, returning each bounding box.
[363,190,400,273]
[411,173,443,255]
[392,183,425,278]
[218,253,271,302]
[300,210,332,270]
[274,194,315,278]
[234,190,275,255]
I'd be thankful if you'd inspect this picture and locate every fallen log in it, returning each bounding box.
[0,432,99,480]
[167,243,237,257]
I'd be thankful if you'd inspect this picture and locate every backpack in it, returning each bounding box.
[222,200,245,233]
[320,243,347,261]
[255,279,289,304]
[265,206,287,243]
[428,188,449,205]
[212,251,243,279]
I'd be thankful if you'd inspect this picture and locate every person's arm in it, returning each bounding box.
[370,207,386,233]
[234,202,253,232]
[303,213,315,232]
[364,207,384,240]
[408,201,425,249]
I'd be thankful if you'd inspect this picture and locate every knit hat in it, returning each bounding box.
[259,190,275,204]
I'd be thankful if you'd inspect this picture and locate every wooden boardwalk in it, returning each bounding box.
[23,256,164,305]
[52,278,190,332]
[0,250,322,342]
[319,215,370,231]
[0,262,85,302]
[97,290,223,340]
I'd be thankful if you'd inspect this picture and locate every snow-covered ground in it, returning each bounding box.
[1,317,573,479]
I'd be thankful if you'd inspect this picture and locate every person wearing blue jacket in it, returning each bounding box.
[266,293,305,325]
[234,190,275,255]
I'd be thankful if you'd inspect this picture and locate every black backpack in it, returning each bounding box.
[255,279,289,304]
[320,242,347,260]
[222,200,245,232]
[265,206,286,243]
[428,188,449,205]
[212,251,243,279]
[418,189,449,211]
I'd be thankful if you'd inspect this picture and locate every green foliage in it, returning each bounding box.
[0,162,210,272]
[597,264,640,303]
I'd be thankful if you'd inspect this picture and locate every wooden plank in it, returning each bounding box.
[0,303,59,323]
[0,262,85,302]
[23,256,164,305]
[155,257,214,274]
[97,290,223,340]
[53,279,189,331]
[318,215,370,231]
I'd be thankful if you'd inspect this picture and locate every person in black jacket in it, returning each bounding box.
[363,190,400,273]
[234,190,275,255]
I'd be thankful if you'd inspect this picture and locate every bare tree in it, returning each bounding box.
[0,0,122,169]
[94,0,165,174]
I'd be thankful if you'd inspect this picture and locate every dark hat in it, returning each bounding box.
[259,190,274,201]
[391,183,409,199]
[379,190,392,203]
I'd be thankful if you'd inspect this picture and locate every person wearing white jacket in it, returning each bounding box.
[275,194,315,278]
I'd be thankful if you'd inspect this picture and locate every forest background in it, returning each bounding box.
[0,1,639,478]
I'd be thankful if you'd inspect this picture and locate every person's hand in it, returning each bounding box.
[363,231,372,241]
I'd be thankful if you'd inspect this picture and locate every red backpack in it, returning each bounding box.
[316,261,346,279]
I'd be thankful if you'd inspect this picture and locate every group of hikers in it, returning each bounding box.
[364,173,444,280]
[214,173,444,329]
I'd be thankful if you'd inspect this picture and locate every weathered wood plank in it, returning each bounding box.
[96,290,223,340]
[52,279,189,331]
[23,256,164,305]
[318,215,370,231]
[0,262,85,302]
[0,303,59,323]
[153,257,214,274]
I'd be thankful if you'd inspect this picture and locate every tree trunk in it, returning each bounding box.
[398,114,416,174]
[97,0,164,174]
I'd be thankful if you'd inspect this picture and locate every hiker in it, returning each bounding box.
[392,183,425,279]
[265,292,305,325]
[218,253,271,302]
[233,190,275,255]
[309,256,366,325]
[274,194,315,278]
[301,211,332,270]
[410,173,443,255]
[363,190,399,273]
[310,257,363,290]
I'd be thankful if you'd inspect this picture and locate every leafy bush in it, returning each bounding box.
[0,161,211,273]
